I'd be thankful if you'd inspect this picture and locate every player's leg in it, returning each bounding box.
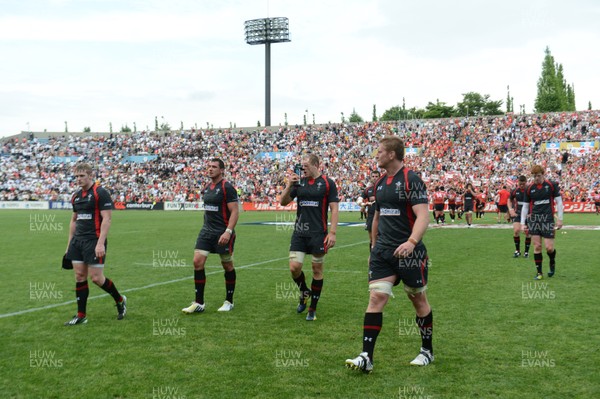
[182,250,208,313]
[217,234,236,311]
[65,238,89,325]
[305,234,327,320]
[346,248,395,373]
[89,264,126,320]
[407,290,434,366]
[513,222,521,257]
[183,233,214,313]
[400,248,433,366]
[65,261,89,325]
[218,253,235,311]
[544,237,556,277]
[524,233,531,258]
[290,235,310,313]
[306,255,324,320]
[532,235,544,279]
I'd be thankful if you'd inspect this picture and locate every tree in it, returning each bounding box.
[422,100,455,119]
[349,108,364,123]
[372,105,377,122]
[456,92,503,116]
[83,127,91,133]
[380,106,406,121]
[120,125,132,133]
[506,85,513,113]
[535,47,575,112]
[588,101,592,111]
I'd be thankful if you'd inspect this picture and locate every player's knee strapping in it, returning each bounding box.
[195,249,210,257]
[219,253,233,263]
[289,251,306,264]
[311,254,324,264]
[369,280,394,297]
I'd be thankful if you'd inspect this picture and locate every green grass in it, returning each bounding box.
[1,210,599,399]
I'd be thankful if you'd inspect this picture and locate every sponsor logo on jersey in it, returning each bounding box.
[380,208,401,216]
[299,200,319,207]
[76,213,92,220]
[204,205,220,212]
[534,199,550,205]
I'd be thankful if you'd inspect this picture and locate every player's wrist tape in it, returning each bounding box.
[225,228,233,234]
[408,237,418,245]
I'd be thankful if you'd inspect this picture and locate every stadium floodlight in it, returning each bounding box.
[245,17,291,127]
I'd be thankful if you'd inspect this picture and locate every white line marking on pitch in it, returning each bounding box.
[0,240,368,319]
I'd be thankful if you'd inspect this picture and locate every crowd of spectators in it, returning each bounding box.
[1,110,599,204]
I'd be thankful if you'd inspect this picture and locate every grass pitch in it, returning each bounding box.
[0,210,599,398]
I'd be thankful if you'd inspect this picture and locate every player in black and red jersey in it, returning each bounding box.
[463,183,476,227]
[182,158,239,314]
[346,136,433,373]
[280,154,339,321]
[64,163,126,325]
[508,176,531,258]
[362,169,381,250]
[447,188,457,223]
[520,165,564,279]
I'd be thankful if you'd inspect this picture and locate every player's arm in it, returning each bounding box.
[219,201,239,245]
[520,203,529,232]
[280,171,298,206]
[393,203,428,258]
[95,209,111,258]
[371,210,379,248]
[67,212,77,252]
[507,192,516,217]
[324,201,339,249]
[554,196,564,229]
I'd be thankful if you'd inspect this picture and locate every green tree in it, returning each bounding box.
[349,108,364,123]
[588,101,592,111]
[380,106,406,121]
[120,124,132,133]
[567,84,576,111]
[422,100,455,119]
[83,127,91,133]
[534,47,575,112]
[372,104,377,122]
[456,92,503,116]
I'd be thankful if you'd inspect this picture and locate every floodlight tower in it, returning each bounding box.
[245,17,290,127]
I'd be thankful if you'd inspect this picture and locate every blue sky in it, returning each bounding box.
[1,0,599,136]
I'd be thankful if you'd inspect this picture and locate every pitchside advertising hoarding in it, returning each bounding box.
[543,140,598,155]
[0,201,597,212]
